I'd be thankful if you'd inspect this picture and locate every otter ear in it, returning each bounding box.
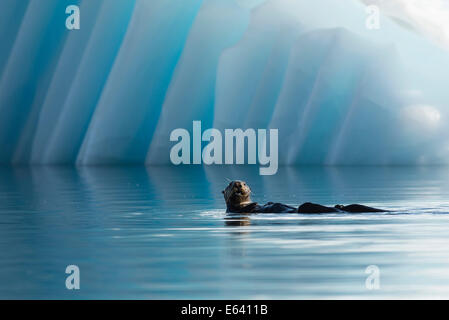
[221,190,224,194]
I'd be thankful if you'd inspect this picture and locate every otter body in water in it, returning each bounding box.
[223,180,387,214]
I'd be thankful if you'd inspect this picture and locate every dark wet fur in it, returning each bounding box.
[223,181,387,214]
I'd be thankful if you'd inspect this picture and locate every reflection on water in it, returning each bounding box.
[1,165,449,299]
[225,216,252,227]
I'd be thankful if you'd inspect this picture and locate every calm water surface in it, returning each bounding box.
[1,166,449,299]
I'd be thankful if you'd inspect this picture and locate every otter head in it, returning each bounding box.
[222,180,252,208]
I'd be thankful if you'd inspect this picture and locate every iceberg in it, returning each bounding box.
[0,0,448,166]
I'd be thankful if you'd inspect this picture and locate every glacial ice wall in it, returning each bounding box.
[1,0,449,165]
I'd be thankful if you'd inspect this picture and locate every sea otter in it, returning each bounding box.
[222,180,387,214]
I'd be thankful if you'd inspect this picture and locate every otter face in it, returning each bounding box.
[222,180,251,205]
